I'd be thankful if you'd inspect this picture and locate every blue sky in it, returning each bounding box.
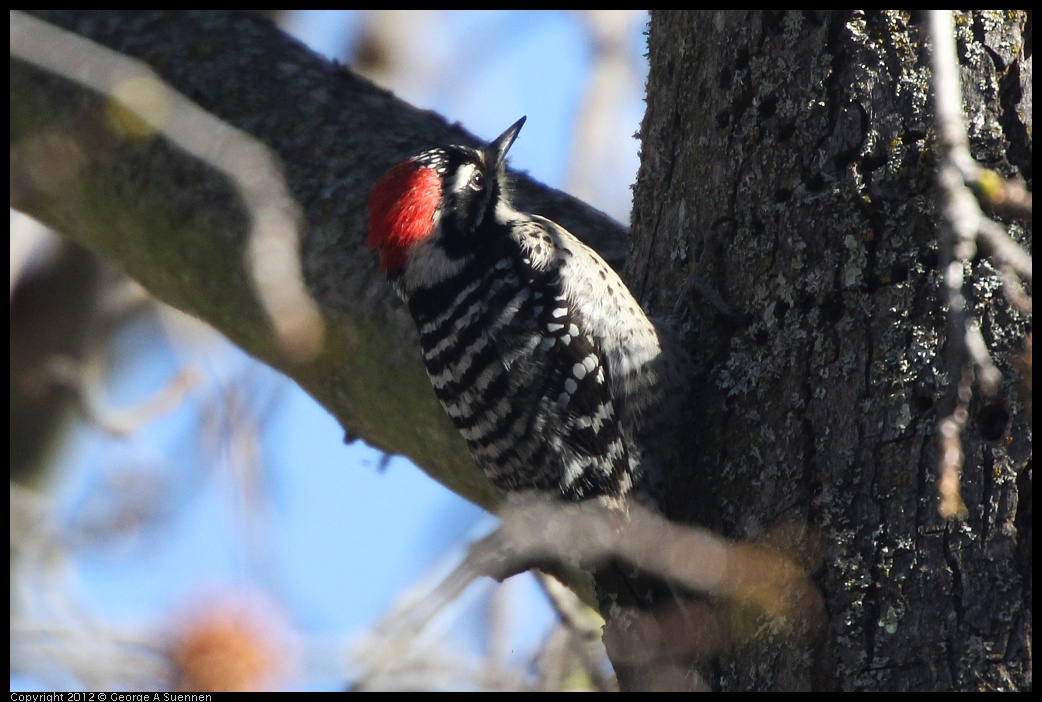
[11,11,649,691]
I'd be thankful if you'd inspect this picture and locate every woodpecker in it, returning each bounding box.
[367,117,677,508]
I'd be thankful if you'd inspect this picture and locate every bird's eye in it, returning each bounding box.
[469,170,485,190]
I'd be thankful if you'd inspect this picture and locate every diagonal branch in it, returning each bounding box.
[10,10,629,509]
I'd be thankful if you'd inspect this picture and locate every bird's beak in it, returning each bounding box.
[486,116,526,168]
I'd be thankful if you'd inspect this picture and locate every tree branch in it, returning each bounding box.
[10,10,629,509]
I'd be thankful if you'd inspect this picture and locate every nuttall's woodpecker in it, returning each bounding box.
[367,117,680,509]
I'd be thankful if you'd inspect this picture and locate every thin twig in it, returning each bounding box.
[534,571,617,692]
[926,10,1032,518]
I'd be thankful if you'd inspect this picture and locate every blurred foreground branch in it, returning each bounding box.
[358,497,824,690]
[928,10,1032,519]
[10,11,325,363]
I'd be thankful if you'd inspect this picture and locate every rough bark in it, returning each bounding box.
[631,10,1030,691]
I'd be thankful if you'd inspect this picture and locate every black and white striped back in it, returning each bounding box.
[403,245,634,502]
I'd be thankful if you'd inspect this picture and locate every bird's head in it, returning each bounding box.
[366,116,526,275]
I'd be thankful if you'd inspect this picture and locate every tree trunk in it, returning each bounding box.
[630,10,1030,691]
